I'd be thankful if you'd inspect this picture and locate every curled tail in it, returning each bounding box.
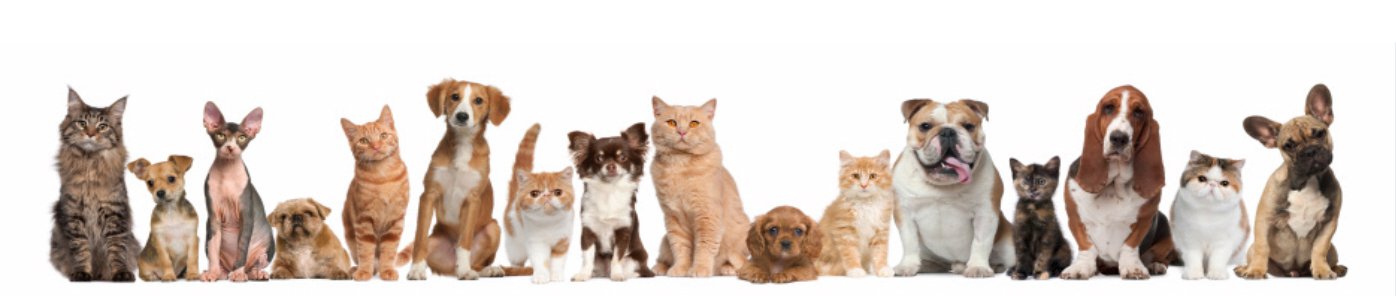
[509,123,542,200]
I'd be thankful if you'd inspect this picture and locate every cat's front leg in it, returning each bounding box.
[99,200,137,282]
[689,204,721,278]
[662,214,694,277]
[57,195,94,281]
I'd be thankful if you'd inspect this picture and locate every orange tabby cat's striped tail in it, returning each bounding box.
[509,123,542,200]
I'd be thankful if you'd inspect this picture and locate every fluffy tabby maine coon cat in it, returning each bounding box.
[51,87,142,282]
[1170,151,1249,280]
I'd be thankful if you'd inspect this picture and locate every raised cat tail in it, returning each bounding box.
[509,123,542,200]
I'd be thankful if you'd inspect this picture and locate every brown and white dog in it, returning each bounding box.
[891,99,1015,278]
[1234,84,1346,280]
[1061,85,1175,280]
[399,79,511,280]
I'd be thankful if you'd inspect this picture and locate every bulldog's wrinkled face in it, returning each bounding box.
[269,199,331,241]
[901,99,989,185]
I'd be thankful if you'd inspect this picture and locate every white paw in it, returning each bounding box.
[609,270,628,281]
[1060,262,1096,280]
[1118,260,1150,280]
[893,263,920,277]
[1182,269,1204,280]
[846,268,867,278]
[962,265,994,278]
[479,266,504,278]
[876,266,894,277]
[572,272,592,282]
[1206,269,1230,280]
[456,268,480,280]
[531,274,550,284]
[407,263,428,280]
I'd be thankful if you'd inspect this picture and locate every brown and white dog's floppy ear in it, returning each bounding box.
[747,214,769,258]
[168,155,194,175]
[485,84,511,126]
[959,99,990,121]
[1131,118,1165,198]
[267,210,282,228]
[311,199,332,220]
[426,79,452,118]
[1075,112,1109,193]
[1305,84,1334,125]
[901,99,932,122]
[800,214,823,261]
[1243,116,1282,149]
[127,158,151,179]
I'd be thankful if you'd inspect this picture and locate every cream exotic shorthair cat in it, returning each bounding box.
[1170,150,1249,280]
[649,97,750,277]
[816,150,895,277]
[484,124,576,284]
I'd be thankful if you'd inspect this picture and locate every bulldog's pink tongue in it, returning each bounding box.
[944,157,972,184]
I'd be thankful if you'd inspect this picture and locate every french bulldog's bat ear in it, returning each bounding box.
[901,99,933,122]
[127,158,151,178]
[168,155,194,175]
[1243,116,1282,149]
[267,212,281,228]
[1306,84,1334,125]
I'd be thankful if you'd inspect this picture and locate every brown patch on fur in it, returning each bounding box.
[739,206,821,284]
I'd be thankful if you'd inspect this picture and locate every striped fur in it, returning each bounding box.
[340,105,411,281]
[51,88,140,282]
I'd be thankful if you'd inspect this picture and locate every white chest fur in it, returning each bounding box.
[892,149,997,260]
[156,211,197,253]
[849,196,891,242]
[1067,172,1147,263]
[580,177,638,249]
[1286,177,1329,237]
[433,140,481,226]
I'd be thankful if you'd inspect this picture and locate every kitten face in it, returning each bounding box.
[570,123,648,183]
[838,150,892,198]
[1180,151,1244,201]
[651,97,717,152]
[61,88,126,152]
[341,105,400,162]
[1009,156,1060,201]
[515,168,576,215]
[202,102,263,160]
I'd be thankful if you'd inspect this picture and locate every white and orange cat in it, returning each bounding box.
[649,97,750,277]
[816,150,895,277]
[339,105,411,281]
[484,124,576,284]
[1170,150,1248,280]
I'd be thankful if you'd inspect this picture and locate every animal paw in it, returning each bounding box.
[771,272,797,284]
[876,266,893,277]
[572,271,592,282]
[1312,265,1338,280]
[610,270,628,281]
[651,263,669,276]
[1206,269,1230,280]
[379,268,399,281]
[1233,265,1268,280]
[479,266,504,277]
[893,263,920,277]
[201,269,223,282]
[1182,269,1204,280]
[846,268,867,278]
[159,271,178,282]
[184,272,202,281]
[328,270,351,280]
[407,263,428,280]
[1059,263,1096,280]
[68,271,93,282]
[718,265,738,276]
[1035,271,1051,280]
[456,268,480,280]
[228,269,248,282]
[691,266,714,278]
[247,269,269,281]
[352,267,374,281]
[665,264,691,277]
[962,265,994,278]
[270,269,294,280]
[1119,261,1150,280]
[531,273,550,284]
[111,271,135,282]
[1008,268,1029,280]
[1148,262,1168,275]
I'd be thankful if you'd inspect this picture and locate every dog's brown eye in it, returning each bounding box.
[167,176,175,183]
[961,123,975,132]
[1283,141,1295,150]
[451,94,460,101]
[474,97,484,105]
[1220,180,1231,186]
[767,227,779,236]
[794,228,804,237]
[147,180,154,187]
[1313,129,1326,138]
[666,120,677,127]
[1197,176,1208,183]
[918,122,932,132]
[530,190,541,198]
[1132,108,1145,118]
[553,189,563,196]
[1103,104,1116,115]
[618,154,627,161]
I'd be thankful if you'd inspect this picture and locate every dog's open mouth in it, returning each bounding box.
[919,149,974,184]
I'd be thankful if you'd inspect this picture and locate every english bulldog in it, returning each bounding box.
[891,99,1015,278]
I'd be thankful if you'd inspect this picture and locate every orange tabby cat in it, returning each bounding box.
[339,105,411,281]
[816,150,895,277]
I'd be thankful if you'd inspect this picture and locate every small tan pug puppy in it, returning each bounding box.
[269,198,352,280]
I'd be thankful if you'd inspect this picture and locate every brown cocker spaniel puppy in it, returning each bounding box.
[739,206,822,284]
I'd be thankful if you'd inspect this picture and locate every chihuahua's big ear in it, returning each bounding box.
[426,79,451,118]
[240,107,264,137]
[487,85,511,126]
[203,101,225,132]
[1306,84,1334,125]
[127,158,151,178]
[567,131,595,162]
[623,122,649,151]
[168,155,194,175]
[1243,116,1282,149]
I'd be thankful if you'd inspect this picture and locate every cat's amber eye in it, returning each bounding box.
[359,138,369,145]
[1197,176,1208,183]
[666,120,677,127]
[852,173,861,179]
[869,173,877,179]
[689,121,700,128]
[215,134,226,141]
[1220,180,1231,186]
[238,135,248,142]
[381,133,390,139]
[552,189,563,196]
[530,190,541,198]
[97,123,109,130]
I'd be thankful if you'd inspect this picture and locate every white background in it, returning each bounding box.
[3,1,1393,296]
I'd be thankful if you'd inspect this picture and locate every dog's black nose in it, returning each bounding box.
[1109,131,1129,147]
[156,190,166,198]
[1301,146,1320,158]
[291,214,304,224]
[939,127,956,138]
[454,112,469,123]
[780,240,792,250]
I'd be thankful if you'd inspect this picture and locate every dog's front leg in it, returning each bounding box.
[1060,191,1098,280]
[892,206,923,277]
[571,229,597,281]
[454,194,482,280]
[1309,198,1342,280]
[151,237,175,281]
[1116,197,1162,280]
[184,235,201,281]
[1236,184,1280,280]
[963,208,998,278]
[407,188,441,280]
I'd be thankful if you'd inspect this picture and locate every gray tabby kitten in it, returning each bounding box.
[50,88,141,282]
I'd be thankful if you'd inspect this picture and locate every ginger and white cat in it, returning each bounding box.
[815,150,895,277]
[485,124,576,284]
[1170,150,1249,280]
[649,97,750,277]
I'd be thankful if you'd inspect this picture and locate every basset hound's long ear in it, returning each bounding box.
[800,214,822,261]
[746,215,768,259]
[486,84,511,126]
[426,79,451,118]
[1075,113,1108,193]
[901,99,932,122]
[1131,118,1165,198]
